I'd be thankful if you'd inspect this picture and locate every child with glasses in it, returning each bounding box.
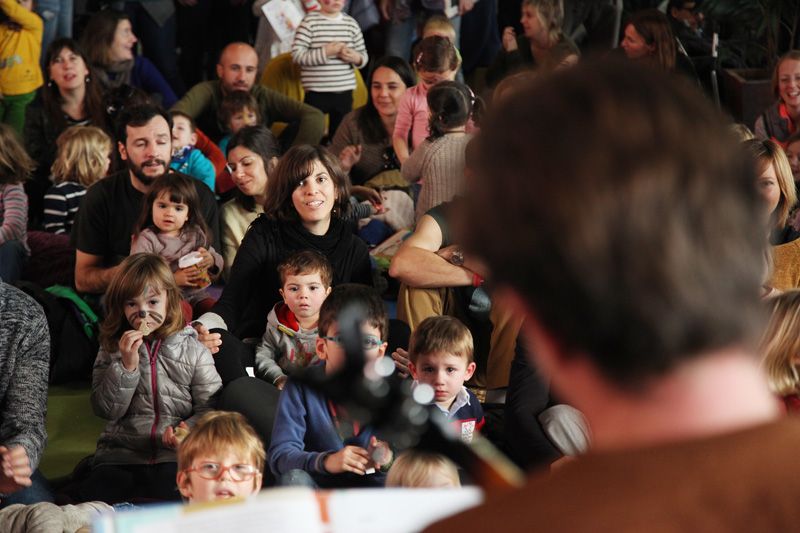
[177,411,265,502]
[408,316,484,443]
[255,250,333,390]
[268,283,394,488]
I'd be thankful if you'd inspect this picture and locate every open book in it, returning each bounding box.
[94,486,483,533]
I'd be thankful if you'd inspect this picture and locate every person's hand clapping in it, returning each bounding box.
[339,144,362,173]
[502,27,518,52]
[325,41,346,57]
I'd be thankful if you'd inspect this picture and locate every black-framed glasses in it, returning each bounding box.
[184,462,259,481]
[322,334,384,350]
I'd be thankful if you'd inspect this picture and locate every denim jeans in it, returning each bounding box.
[36,0,73,68]
[0,240,27,283]
[0,470,54,508]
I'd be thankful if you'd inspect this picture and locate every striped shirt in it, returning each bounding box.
[43,181,86,235]
[292,11,367,93]
[0,183,28,249]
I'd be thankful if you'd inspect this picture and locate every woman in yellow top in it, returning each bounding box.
[0,0,42,136]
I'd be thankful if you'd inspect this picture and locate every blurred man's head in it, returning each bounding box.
[462,60,764,397]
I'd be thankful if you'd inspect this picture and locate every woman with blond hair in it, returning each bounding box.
[43,126,112,235]
[487,0,574,86]
[760,290,800,413]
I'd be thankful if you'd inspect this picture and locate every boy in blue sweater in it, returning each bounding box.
[268,284,394,488]
[409,316,484,443]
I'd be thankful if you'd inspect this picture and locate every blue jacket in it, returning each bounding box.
[170,148,215,193]
[131,56,177,108]
[268,362,386,487]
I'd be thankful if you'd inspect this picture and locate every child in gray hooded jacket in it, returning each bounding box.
[255,250,332,390]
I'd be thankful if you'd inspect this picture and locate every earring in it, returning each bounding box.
[85,75,91,84]
[47,80,53,88]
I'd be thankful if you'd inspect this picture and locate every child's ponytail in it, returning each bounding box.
[426,81,480,141]
[413,35,459,74]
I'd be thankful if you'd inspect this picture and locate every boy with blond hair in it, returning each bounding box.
[177,411,265,502]
[255,250,333,390]
[409,315,484,443]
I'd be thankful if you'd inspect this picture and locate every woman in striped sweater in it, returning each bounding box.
[0,123,35,282]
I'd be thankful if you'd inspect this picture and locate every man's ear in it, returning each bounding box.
[216,63,224,80]
[176,471,192,500]
[118,141,128,161]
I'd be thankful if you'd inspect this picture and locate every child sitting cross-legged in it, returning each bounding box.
[255,250,332,390]
[268,283,394,488]
[408,316,485,443]
[177,411,265,502]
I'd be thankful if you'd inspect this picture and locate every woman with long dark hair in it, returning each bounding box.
[24,38,109,228]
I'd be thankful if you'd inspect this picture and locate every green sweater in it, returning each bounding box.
[172,81,324,145]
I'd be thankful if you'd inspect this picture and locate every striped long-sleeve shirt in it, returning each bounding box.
[43,181,86,235]
[0,183,28,248]
[291,11,367,93]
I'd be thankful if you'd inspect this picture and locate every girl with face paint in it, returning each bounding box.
[79,253,222,504]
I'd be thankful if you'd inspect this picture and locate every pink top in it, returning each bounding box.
[393,84,430,152]
[393,83,479,152]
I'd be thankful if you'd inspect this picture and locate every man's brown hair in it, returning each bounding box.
[463,59,765,389]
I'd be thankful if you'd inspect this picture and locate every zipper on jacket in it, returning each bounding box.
[146,339,162,464]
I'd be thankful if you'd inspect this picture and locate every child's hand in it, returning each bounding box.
[338,144,362,172]
[274,375,288,390]
[391,347,411,379]
[119,330,144,371]
[324,445,371,475]
[502,27,518,52]
[338,47,362,65]
[325,41,346,57]
[163,422,189,449]
[351,185,381,205]
[196,247,215,271]
[174,266,199,288]
[367,436,392,469]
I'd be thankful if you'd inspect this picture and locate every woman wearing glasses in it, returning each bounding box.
[219,125,280,281]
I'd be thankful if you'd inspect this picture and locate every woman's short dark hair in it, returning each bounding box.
[227,125,280,212]
[357,56,416,145]
[264,145,351,223]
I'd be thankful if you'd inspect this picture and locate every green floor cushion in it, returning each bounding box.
[41,382,106,480]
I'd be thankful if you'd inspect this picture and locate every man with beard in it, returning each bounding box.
[172,42,324,147]
[72,104,219,294]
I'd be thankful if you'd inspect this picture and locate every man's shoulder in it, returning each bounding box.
[83,171,129,201]
[428,417,800,532]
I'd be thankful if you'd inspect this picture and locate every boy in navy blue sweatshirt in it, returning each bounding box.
[268,284,393,488]
[408,316,485,443]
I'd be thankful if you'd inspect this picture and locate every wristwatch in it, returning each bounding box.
[450,248,465,267]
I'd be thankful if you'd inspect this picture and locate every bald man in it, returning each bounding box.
[172,42,324,147]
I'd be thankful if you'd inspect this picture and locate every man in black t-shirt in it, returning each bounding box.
[72,104,219,294]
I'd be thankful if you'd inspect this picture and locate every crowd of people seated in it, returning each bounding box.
[2,0,800,530]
